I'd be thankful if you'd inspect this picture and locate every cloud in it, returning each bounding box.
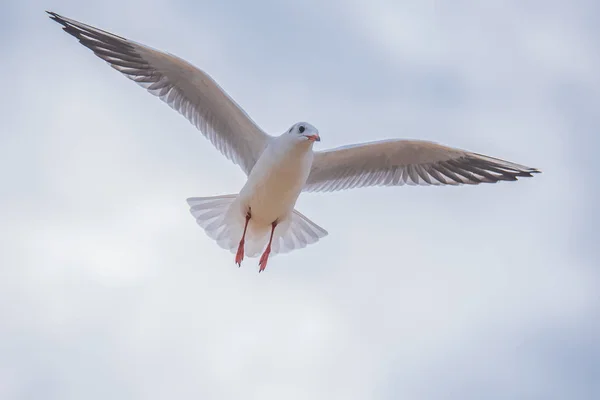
[1,0,598,399]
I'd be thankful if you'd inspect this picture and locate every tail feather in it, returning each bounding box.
[187,195,328,258]
[187,195,238,250]
[271,209,328,255]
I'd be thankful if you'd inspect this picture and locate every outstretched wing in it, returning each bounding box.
[305,139,540,192]
[47,11,272,175]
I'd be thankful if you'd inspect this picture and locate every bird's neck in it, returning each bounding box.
[272,136,313,158]
[248,137,314,183]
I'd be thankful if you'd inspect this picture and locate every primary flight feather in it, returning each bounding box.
[47,11,540,272]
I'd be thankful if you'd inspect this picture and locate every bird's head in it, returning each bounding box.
[286,122,320,144]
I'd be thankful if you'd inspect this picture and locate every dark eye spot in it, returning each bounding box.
[298,126,305,133]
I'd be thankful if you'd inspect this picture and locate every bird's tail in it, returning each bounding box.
[187,195,239,252]
[186,195,328,257]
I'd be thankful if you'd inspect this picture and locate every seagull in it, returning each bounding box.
[47,11,541,272]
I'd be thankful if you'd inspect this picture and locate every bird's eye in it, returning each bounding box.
[298,126,305,133]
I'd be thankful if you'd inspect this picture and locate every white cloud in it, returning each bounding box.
[1,0,598,399]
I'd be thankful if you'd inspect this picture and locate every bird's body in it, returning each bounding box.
[47,11,541,272]
[187,125,321,270]
[238,134,314,227]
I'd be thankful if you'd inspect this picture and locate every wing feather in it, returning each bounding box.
[304,139,540,192]
[47,11,271,175]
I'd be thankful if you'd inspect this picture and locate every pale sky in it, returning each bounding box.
[1,0,599,399]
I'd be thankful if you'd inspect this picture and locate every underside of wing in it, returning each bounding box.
[47,11,272,175]
[304,139,540,192]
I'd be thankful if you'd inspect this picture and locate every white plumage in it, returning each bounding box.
[48,11,541,271]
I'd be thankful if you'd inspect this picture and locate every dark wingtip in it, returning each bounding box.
[518,168,541,179]
[523,168,541,176]
[46,10,64,25]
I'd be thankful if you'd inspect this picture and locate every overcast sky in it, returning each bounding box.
[1,0,599,399]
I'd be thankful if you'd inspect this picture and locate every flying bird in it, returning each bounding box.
[47,11,541,272]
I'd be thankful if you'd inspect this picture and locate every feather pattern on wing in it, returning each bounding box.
[304,139,540,192]
[47,11,271,175]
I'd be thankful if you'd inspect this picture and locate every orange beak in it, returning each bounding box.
[306,134,320,142]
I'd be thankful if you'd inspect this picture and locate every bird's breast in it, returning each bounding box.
[239,143,313,225]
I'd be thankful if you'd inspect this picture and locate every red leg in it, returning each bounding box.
[258,222,277,273]
[235,210,251,266]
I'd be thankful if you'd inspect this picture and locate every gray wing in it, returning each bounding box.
[47,11,271,175]
[304,139,540,192]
